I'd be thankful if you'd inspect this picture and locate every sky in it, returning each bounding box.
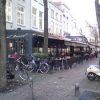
[64,0,97,25]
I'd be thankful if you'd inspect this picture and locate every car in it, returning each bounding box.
[86,65,100,81]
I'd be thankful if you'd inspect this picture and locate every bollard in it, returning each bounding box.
[29,77,35,100]
[75,83,79,97]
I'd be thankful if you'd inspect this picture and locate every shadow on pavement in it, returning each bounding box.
[79,91,100,100]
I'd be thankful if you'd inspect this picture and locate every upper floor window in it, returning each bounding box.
[17,5,25,25]
[39,11,43,29]
[38,0,43,4]
[55,24,58,34]
[50,21,54,33]
[6,0,12,22]
[51,9,54,19]
[32,7,37,27]
[99,0,100,4]
[60,15,62,22]
[56,13,58,21]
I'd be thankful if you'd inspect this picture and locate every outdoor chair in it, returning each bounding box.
[53,58,62,71]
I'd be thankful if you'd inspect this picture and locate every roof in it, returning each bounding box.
[65,36,88,44]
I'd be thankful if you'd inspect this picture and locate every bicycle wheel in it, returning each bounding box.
[6,63,15,79]
[18,69,29,81]
[27,63,37,72]
[39,63,50,74]
[15,64,29,81]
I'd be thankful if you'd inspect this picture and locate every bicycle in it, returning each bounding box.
[7,56,30,81]
[30,57,50,74]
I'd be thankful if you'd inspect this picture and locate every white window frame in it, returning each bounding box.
[39,0,43,4]
[51,9,54,19]
[32,7,37,28]
[17,5,25,26]
[39,11,43,29]
[51,21,54,34]
[6,0,12,22]
[60,15,62,22]
[56,24,58,34]
[56,13,58,21]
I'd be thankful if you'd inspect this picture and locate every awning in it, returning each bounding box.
[64,40,89,47]
[6,33,28,39]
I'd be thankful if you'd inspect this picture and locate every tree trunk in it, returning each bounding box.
[43,0,48,55]
[0,0,7,89]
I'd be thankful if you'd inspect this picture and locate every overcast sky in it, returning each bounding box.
[65,0,97,25]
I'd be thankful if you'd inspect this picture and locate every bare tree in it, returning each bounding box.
[0,0,7,89]
[43,0,48,55]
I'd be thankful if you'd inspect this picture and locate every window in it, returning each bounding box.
[60,28,62,34]
[39,11,43,29]
[17,5,25,25]
[56,13,58,20]
[55,24,58,34]
[51,21,54,33]
[32,7,37,27]
[39,0,43,4]
[51,9,54,18]
[60,15,62,22]
[99,0,100,4]
[6,0,12,22]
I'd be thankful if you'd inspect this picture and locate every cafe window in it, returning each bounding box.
[48,48,51,53]
[74,48,80,52]
[66,47,70,53]
[39,48,43,53]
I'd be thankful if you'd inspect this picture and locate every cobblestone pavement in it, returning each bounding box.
[0,58,100,100]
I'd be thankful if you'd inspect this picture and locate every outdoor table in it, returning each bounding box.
[53,58,62,70]
[61,58,69,69]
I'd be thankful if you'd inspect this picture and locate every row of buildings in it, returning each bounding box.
[6,0,80,36]
[6,0,96,56]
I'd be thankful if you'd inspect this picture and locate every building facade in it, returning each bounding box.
[95,0,100,51]
[6,0,80,36]
[6,0,88,56]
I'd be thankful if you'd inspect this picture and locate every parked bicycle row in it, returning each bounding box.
[6,54,50,80]
[6,52,98,80]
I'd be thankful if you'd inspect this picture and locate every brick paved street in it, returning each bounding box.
[0,58,100,100]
